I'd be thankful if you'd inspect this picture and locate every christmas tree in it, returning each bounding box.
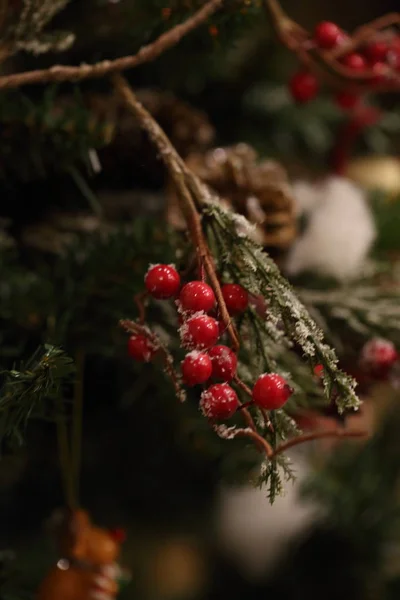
[1,1,400,599]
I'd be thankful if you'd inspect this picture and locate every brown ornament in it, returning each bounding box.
[167,143,297,257]
[38,508,125,600]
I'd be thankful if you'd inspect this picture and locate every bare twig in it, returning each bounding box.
[113,73,240,352]
[0,0,223,90]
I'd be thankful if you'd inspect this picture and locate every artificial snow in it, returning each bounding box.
[285,177,376,281]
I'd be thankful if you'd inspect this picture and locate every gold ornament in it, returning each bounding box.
[345,156,400,195]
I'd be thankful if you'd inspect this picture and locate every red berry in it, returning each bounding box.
[361,338,398,372]
[181,315,219,350]
[200,383,239,420]
[370,61,387,85]
[181,351,212,386]
[341,53,367,70]
[314,21,342,49]
[221,283,249,315]
[209,345,238,381]
[179,281,215,313]
[128,335,156,362]
[388,45,400,70]
[145,264,180,299]
[314,364,324,378]
[252,373,293,410]
[334,91,361,110]
[289,72,319,104]
[364,41,388,63]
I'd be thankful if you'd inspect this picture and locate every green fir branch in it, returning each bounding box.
[0,345,75,447]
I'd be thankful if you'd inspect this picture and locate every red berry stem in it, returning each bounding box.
[134,290,148,324]
[120,319,185,402]
[198,256,206,282]
[203,252,240,351]
[230,427,274,457]
[214,421,367,460]
[272,427,367,458]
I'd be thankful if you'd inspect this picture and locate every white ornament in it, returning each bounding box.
[285,177,376,281]
[215,455,318,581]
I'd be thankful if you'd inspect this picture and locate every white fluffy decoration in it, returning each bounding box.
[216,455,318,581]
[285,177,376,281]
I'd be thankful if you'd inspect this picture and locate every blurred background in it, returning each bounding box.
[0,1,400,599]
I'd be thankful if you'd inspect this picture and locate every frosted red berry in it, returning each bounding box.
[314,21,342,49]
[128,335,156,362]
[341,53,367,70]
[221,283,249,315]
[364,41,388,63]
[209,345,238,381]
[181,351,212,386]
[370,61,387,85]
[334,91,361,110]
[181,315,219,350]
[388,38,400,70]
[145,264,180,299]
[388,45,400,70]
[200,383,239,420]
[179,281,215,313]
[252,373,293,410]
[361,338,398,371]
[289,72,319,104]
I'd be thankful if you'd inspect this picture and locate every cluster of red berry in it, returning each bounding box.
[127,264,293,420]
[289,20,400,109]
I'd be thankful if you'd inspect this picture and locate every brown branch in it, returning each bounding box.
[264,0,400,93]
[120,319,185,402]
[272,428,368,458]
[113,73,240,352]
[0,0,223,90]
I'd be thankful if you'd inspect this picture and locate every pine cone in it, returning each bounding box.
[167,143,297,255]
